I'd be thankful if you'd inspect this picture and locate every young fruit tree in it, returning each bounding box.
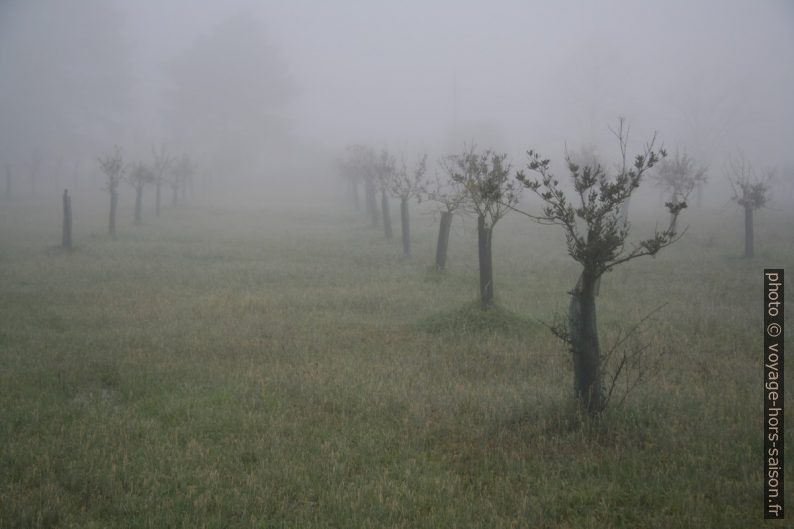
[376,149,396,240]
[427,167,467,271]
[725,155,772,258]
[388,153,428,256]
[98,146,125,238]
[516,125,685,415]
[152,144,173,217]
[651,150,707,231]
[445,145,520,307]
[128,161,155,225]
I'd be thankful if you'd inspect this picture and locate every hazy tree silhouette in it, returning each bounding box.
[128,161,155,225]
[98,146,125,238]
[387,153,427,256]
[152,144,174,218]
[652,150,706,231]
[376,149,396,240]
[725,154,771,258]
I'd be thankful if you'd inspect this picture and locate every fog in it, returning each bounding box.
[1,0,792,202]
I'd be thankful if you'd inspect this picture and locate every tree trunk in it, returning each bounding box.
[181,179,188,202]
[155,181,162,217]
[109,191,118,238]
[134,186,143,225]
[435,210,453,270]
[744,204,754,258]
[5,166,11,199]
[568,270,604,414]
[400,198,410,256]
[171,186,178,206]
[62,190,72,250]
[477,214,494,307]
[365,180,378,227]
[381,192,393,239]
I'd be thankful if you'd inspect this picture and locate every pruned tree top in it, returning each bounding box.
[98,145,124,192]
[171,155,195,186]
[725,154,772,210]
[652,150,707,202]
[340,144,377,183]
[152,144,174,181]
[388,153,428,202]
[516,119,685,277]
[428,167,468,213]
[128,161,155,189]
[442,143,520,227]
[375,149,397,192]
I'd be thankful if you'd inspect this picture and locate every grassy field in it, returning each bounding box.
[1,192,792,528]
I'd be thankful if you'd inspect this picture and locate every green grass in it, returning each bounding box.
[0,193,792,528]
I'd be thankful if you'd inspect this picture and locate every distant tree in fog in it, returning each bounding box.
[427,167,467,271]
[98,146,125,239]
[517,122,684,415]
[725,154,771,258]
[341,145,379,226]
[376,149,397,240]
[127,162,155,225]
[170,155,195,207]
[336,154,361,211]
[445,144,520,307]
[652,150,707,231]
[152,145,174,218]
[387,153,428,256]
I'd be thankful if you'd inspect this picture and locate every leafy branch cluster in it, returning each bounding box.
[516,123,684,277]
[652,150,707,203]
[443,144,521,228]
[98,146,125,193]
[127,161,155,191]
[388,154,428,202]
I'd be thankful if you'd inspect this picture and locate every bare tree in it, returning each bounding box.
[388,153,428,256]
[652,150,707,230]
[427,168,467,271]
[152,144,173,217]
[516,123,685,415]
[445,144,520,307]
[98,146,125,238]
[128,161,155,225]
[725,154,771,258]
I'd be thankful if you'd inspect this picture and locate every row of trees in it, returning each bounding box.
[96,146,195,238]
[339,120,773,415]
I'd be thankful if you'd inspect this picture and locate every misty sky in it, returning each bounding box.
[2,0,793,185]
